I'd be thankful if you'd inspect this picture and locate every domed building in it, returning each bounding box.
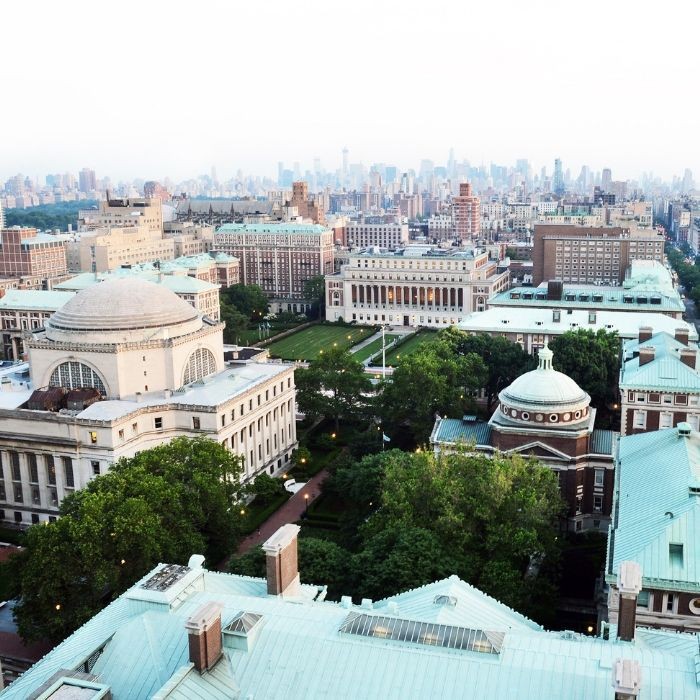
[431,345,616,532]
[0,278,298,527]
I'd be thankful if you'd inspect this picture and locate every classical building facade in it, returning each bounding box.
[0,278,297,526]
[325,248,510,328]
[606,423,700,632]
[214,223,334,309]
[619,328,700,435]
[431,346,616,531]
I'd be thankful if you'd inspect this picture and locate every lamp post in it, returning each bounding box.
[304,493,310,517]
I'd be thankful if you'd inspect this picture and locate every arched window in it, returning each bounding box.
[183,348,217,385]
[50,362,106,394]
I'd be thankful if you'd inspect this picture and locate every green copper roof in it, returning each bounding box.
[0,289,74,312]
[430,418,492,446]
[608,426,700,591]
[5,561,700,699]
[620,332,700,392]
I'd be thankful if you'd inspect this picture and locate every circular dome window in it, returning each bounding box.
[563,412,571,421]
[521,412,530,420]
[502,404,508,414]
[690,598,700,615]
[574,410,582,419]
[511,409,517,417]
[549,414,559,423]
[536,414,544,422]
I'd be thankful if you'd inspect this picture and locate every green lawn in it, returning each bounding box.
[351,334,398,363]
[370,330,438,366]
[231,321,304,346]
[266,324,374,361]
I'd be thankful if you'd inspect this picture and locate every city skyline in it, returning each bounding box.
[2,0,699,183]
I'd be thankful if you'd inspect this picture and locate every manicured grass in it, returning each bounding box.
[267,324,374,361]
[370,330,438,366]
[231,321,304,346]
[351,334,399,363]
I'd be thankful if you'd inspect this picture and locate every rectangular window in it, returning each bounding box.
[659,413,674,429]
[192,417,201,430]
[670,543,684,567]
[89,431,97,444]
[221,415,226,427]
[637,590,651,609]
[32,486,40,505]
[118,429,125,440]
[13,484,22,503]
[10,452,20,482]
[50,488,58,506]
[594,469,604,487]
[91,461,100,476]
[633,410,646,429]
[46,456,56,485]
[154,417,163,429]
[63,457,74,488]
[131,422,138,435]
[593,495,603,512]
[665,593,676,613]
[28,454,38,483]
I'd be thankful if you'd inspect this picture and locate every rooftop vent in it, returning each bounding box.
[433,595,457,607]
[678,422,692,438]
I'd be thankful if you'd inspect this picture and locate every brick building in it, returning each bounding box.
[431,345,616,532]
[0,228,69,287]
[214,223,334,310]
[619,328,700,435]
[532,224,664,285]
[453,182,480,242]
[606,423,700,632]
[288,181,325,225]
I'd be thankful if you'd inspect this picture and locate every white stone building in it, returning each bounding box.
[0,278,297,526]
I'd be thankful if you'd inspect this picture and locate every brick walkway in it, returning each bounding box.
[233,468,330,557]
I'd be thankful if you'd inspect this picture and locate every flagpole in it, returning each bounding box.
[382,324,386,379]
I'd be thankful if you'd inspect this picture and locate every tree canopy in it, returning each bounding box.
[219,296,250,343]
[437,327,534,411]
[377,341,487,444]
[295,347,372,430]
[303,275,326,320]
[224,284,269,321]
[4,200,97,232]
[9,438,244,643]
[549,328,620,409]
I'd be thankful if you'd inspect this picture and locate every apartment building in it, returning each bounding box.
[214,223,334,309]
[78,196,163,233]
[532,224,664,285]
[0,228,69,286]
[345,221,409,250]
[453,182,480,241]
[325,247,510,328]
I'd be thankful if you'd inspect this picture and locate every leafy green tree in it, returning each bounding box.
[245,473,284,505]
[220,296,250,344]
[357,449,564,616]
[10,438,243,643]
[225,284,269,321]
[438,327,534,411]
[4,200,97,232]
[351,526,460,601]
[303,275,326,320]
[549,328,620,408]
[378,342,487,444]
[295,347,372,430]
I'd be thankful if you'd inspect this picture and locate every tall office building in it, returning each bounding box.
[553,158,565,196]
[601,168,612,192]
[78,168,97,193]
[452,182,480,241]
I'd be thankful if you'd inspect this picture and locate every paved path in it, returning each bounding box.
[233,468,330,557]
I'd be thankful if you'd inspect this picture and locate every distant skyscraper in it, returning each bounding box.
[682,168,694,193]
[453,182,480,242]
[342,148,349,184]
[601,168,612,192]
[79,168,97,194]
[278,162,284,185]
[552,159,565,196]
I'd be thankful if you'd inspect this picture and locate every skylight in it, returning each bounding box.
[339,612,503,655]
[140,564,190,592]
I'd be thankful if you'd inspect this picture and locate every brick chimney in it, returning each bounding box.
[680,348,697,369]
[617,561,642,642]
[675,327,689,346]
[185,601,224,673]
[637,326,653,343]
[262,524,301,597]
[612,658,641,699]
[638,346,655,366]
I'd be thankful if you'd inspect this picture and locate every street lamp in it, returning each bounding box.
[304,493,309,516]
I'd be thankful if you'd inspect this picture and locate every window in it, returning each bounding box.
[659,413,674,429]
[154,417,163,429]
[637,590,651,609]
[593,495,603,512]
[50,361,106,394]
[664,593,677,613]
[633,410,646,429]
[14,512,22,524]
[28,454,38,483]
[91,461,100,476]
[670,543,684,567]
[182,348,217,385]
[49,489,58,506]
[594,469,604,487]
[118,429,125,441]
[9,452,20,482]
[89,431,97,444]
[13,484,23,502]
[32,487,40,504]
[192,417,201,430]
[31,513,39,524]
[221,415,226,427]
[46,456,56,485]
[63,457,74,488]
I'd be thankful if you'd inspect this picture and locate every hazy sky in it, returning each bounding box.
[2,0,698,184]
